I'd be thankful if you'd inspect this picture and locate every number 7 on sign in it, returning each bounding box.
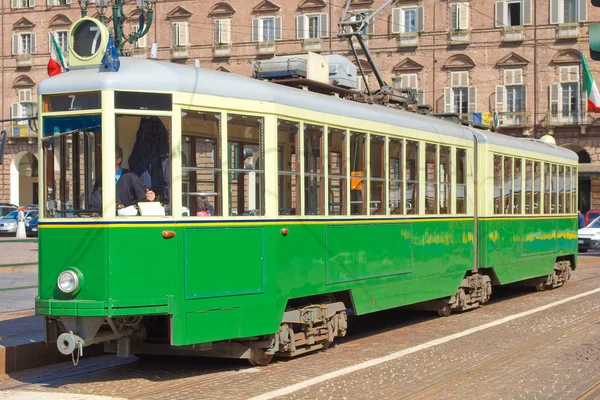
[90,26,100,55]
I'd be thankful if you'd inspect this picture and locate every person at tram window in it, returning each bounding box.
[89,146,155,212]
[196,196,214,216]
[578,210,586,229]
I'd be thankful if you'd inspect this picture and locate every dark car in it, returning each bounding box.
[26,215,39,237]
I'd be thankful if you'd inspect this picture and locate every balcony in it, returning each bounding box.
[557,23,579,40]
[398,32,419,48]
[302,38,322,53]
[214,43,232,57]
[497,111,530,127]
[16,53,32,68]
[6,124,36,143]
[546,110,590,126]
[131,47,146,59]
[502,26,524,42]
[170,46,188,60]
[448,30,471,45]
[258,41,276,55]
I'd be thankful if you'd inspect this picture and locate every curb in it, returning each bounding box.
[0,342,105,375]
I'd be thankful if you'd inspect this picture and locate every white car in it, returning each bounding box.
[578,216,600,252]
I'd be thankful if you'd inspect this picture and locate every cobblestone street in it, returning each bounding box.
[1,256,599,399]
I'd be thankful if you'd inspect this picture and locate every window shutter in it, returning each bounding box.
[494,1,505,28]
[514,69,523,85]
[252,18,259,42]
[392,8,401,34]
[459,4,469,30]
[549,0,560,24]
[171,23,177,46]
[183,22,189,46]
[223,19,231,44]
[468,86,477,113]
[417,89,424,105]
[12,34,19,55]
[48,32,53,53]
[11,0,18,8]
[496,85,507,113]
[580,87,587,119]
[296,15,305,39]
[29,0,34,6]
[30,34,36,54]
[417,7,424,32]
[367,16,375,35]
[578,0,587,22]
[320,13,328,38]
[11,103,20,119]
[20,89,32,102]
[451,71,460,87]
[522,0,532,25]
[275,16,282,41]
[444,87,454,113]
[65,0,71,4]
[215,20,221,44]
[450,4,458,30]
[549,83,560,115]
[522,83,527,111]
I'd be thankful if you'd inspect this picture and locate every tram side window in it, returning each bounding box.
[544,163,553,214]
[370,135,385,215]
[304,124,324,215]
[228,114,264,216]
[278,120,300,215]
[504,157,513,214]
[551,164,558,214]
[525,160,533,215]
[558,165,565,213]
[425,144,437,214]
[350,132,367,215]
[513,158,522,214]
[115,115,172,216]
[456,148,466,214]
[566,167,572,214]
[389,138,404,215]
[440,146,450,214]
[534,160,542,214]
[181,110,221,217]
[406,140,419,214]
[42,115,102,218]
[328,128,347,216]
[572,167,578,213]
[494,155,502,214]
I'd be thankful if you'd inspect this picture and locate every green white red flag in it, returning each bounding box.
[581,52,600,112]
[47,32,67,77]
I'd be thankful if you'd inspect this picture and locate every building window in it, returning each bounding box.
[351,10,374,36]
[550,0,586,24]
[131,25,147,49]
[495,69,526,124]
[252,16,282,42]
[11,0,34,9]
[394,73,424,105]
[450,3,469,30]
[12,33,35,55]
[549,66,582,120]
[48,0,71,5]
[444,71,476,115]
[49,30,68,53]
[495,0,532,26]
[171,22,189,47]
[214,19,231,44]
[296,13,328,39]
[12,89,33,126]
[391,7,424,33]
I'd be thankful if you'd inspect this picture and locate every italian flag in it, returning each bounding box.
[582,52,600,112]
[47,32,67,77]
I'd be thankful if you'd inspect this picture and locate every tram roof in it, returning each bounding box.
[39,58,577,162]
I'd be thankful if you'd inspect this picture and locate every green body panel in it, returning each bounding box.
[37,216,575,346]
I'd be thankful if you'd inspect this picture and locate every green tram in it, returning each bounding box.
[36,18,578,366]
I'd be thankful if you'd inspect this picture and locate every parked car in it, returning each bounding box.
[26,215,39,237]
[0,210,38,236]
[578,216,600,252]
[0,204,18,217]
[585,209,600,226]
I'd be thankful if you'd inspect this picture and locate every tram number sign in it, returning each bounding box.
[73,20,102,58]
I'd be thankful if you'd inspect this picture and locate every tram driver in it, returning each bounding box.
[89,146,155,213]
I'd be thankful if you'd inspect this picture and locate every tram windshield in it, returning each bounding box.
[42,115,102,218]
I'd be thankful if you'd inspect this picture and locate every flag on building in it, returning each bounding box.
[493,110,499,127]
[47,32,67,77]
[472,112,482,124]
[481,112,492,126]
[101,36,120,72]
[581,52,600,112]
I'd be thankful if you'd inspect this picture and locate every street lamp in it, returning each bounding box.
[77,0,155,56]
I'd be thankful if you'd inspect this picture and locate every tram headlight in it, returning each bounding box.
[57,270,81,294]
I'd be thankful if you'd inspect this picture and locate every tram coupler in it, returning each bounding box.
[57,331,85,357]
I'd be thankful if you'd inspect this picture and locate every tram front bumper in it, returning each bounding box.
[35,297,174,317]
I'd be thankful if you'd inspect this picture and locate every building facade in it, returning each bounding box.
[1,0,600,210]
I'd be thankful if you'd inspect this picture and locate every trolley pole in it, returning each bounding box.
[77,0,155,56]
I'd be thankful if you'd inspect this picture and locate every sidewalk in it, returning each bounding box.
[0,239,38,268]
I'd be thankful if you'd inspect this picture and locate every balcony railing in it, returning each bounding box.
[546,110,590,126]
[214,43,232,57]
[170,46,188,60]
[448,30,471,45]
[258,41,276,55]
[7,124,36,139]
[497,111,531,127]
[302,38,322,53]
[502,26,524,42]
[16,53,32,68]
[557,23,579,40]
[398,32,419,48]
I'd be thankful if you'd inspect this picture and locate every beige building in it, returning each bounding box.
[1,0,600,210]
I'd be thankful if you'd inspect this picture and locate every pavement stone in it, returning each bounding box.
[0,240,38,267]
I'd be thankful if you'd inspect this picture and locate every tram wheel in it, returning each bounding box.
[437,304,452,317]
[535,280,547,292]
[248,348,273,367]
